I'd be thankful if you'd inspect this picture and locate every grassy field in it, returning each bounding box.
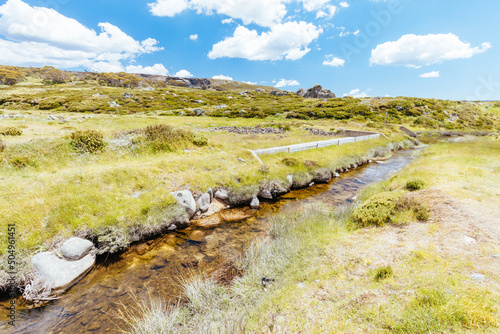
[123,137,500,333]
[0,68,498,292]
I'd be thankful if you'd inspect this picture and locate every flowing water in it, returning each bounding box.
[1,149,419,334]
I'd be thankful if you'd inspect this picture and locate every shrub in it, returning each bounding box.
[39,66,70,84]
[0,127,23,136]
[10,156,31,168]
[0,139,5,152]
[39,98,65,110]
[0,67,25,85]
[144,124,192,152]
[192,134,208,146]
[406,179,424,191]
[374,265,393,281]
[351,192,400,227]
[70,130,106,154]
[281,157,299,167]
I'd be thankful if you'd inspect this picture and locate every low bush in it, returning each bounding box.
[406,179,424,191]
[70,130,106,154]
[374,265,393,281]
[10,155,32,168]
[0,127,23,136]
[192,133,208,147]
[351,192,400,227]
[144,124,192,152]
[281,157,299,167]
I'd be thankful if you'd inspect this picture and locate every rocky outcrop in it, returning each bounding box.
[296,85,336,99]
[171,190,197,218]
[270,90,289,96]
[194,108,207,116]
[313,168,332,183]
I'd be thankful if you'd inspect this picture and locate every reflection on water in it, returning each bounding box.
[0,150,418,334]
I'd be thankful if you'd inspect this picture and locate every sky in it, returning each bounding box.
[0,0,498,100]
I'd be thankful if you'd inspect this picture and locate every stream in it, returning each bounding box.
[1,149,419,333]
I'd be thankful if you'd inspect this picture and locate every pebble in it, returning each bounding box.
[297,282,306,288]
[470,273,485,282]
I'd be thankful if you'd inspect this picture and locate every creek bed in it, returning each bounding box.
[1,149,419,334]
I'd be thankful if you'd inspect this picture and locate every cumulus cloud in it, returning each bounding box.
[148,0,288,27]
[340,2,349,7]
[126,64,169,75]
[316,5,337,19]
[370,33,491,68]
[323,57,345,67]
[343,88,370,98]
[243,81,257,85]
[221,18,234,24]
[175,69,194,77]
[212,74,233,80]
[189,34,198,40]
[275,79,300,88]
[419,71,440,78]
[208,21,322,61]
[300,0,330,11]
[0,0,162,70]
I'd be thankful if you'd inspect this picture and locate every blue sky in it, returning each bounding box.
[0,0,498,100]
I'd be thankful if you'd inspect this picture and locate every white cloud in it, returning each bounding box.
[419,71,440,78]
[126,64,169,75]
[370,33,491,68]
[300,0,330,11]
[149,0,288,27]
[0,0,162,70]
[340,2,349,8]
[189,34,198,40]
[221,18,234,24]
[208,21,322,61]
[343,88,370,98]
[339,29,359,37]
[212,74,233,80]
[275,79,300,88]
[175,69,194,77]
[243,81,257,85]
[316,4,337,19]
[323,57,345,67]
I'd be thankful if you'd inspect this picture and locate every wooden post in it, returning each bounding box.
[383,111,388,130]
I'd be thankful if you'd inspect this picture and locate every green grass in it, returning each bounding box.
[121,138,500,333]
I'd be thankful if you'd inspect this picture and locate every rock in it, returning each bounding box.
[470,273,485,282]
[32,252,96,293]
[214,104,228,109]
[123,93,135,99]
[215,189,229,200]
[193,100,204,103]
[193,108,206,116]
[464,236,476,245]
[258,189,273,199]
[108,101,120,107]
[237,158,246,163]
[171,190,197,217]
[270,90,288,96]
[313,168,332,183]
[167,224,177,231]
[189,230,205,242]
[207,188,213,202]
[255,88,265,92]
[182,255,199,268]
[60,237,94,261]
[250,195,260,209]
[198,193,211,212]
[333,172,340,178]
[287,175,294,186]
[296,85,336,99]
[297,282,306,288]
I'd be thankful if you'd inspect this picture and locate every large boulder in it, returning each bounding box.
[215,189,229,200]
[60,237,94,261]
[32,252,96,293]
[296,85,336,99]
[171,190,197,217]
[270,90,288,97]
[193,108,207,116]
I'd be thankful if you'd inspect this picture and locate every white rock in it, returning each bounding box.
[60,237,94,261]
[171,190,197,217]
[215,189,229,200]
[250,195,260,209]
[198,193,211,212]
[258,189,273,199]
[32,252,95,293]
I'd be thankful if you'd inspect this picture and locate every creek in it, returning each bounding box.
[1,149,419,334]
